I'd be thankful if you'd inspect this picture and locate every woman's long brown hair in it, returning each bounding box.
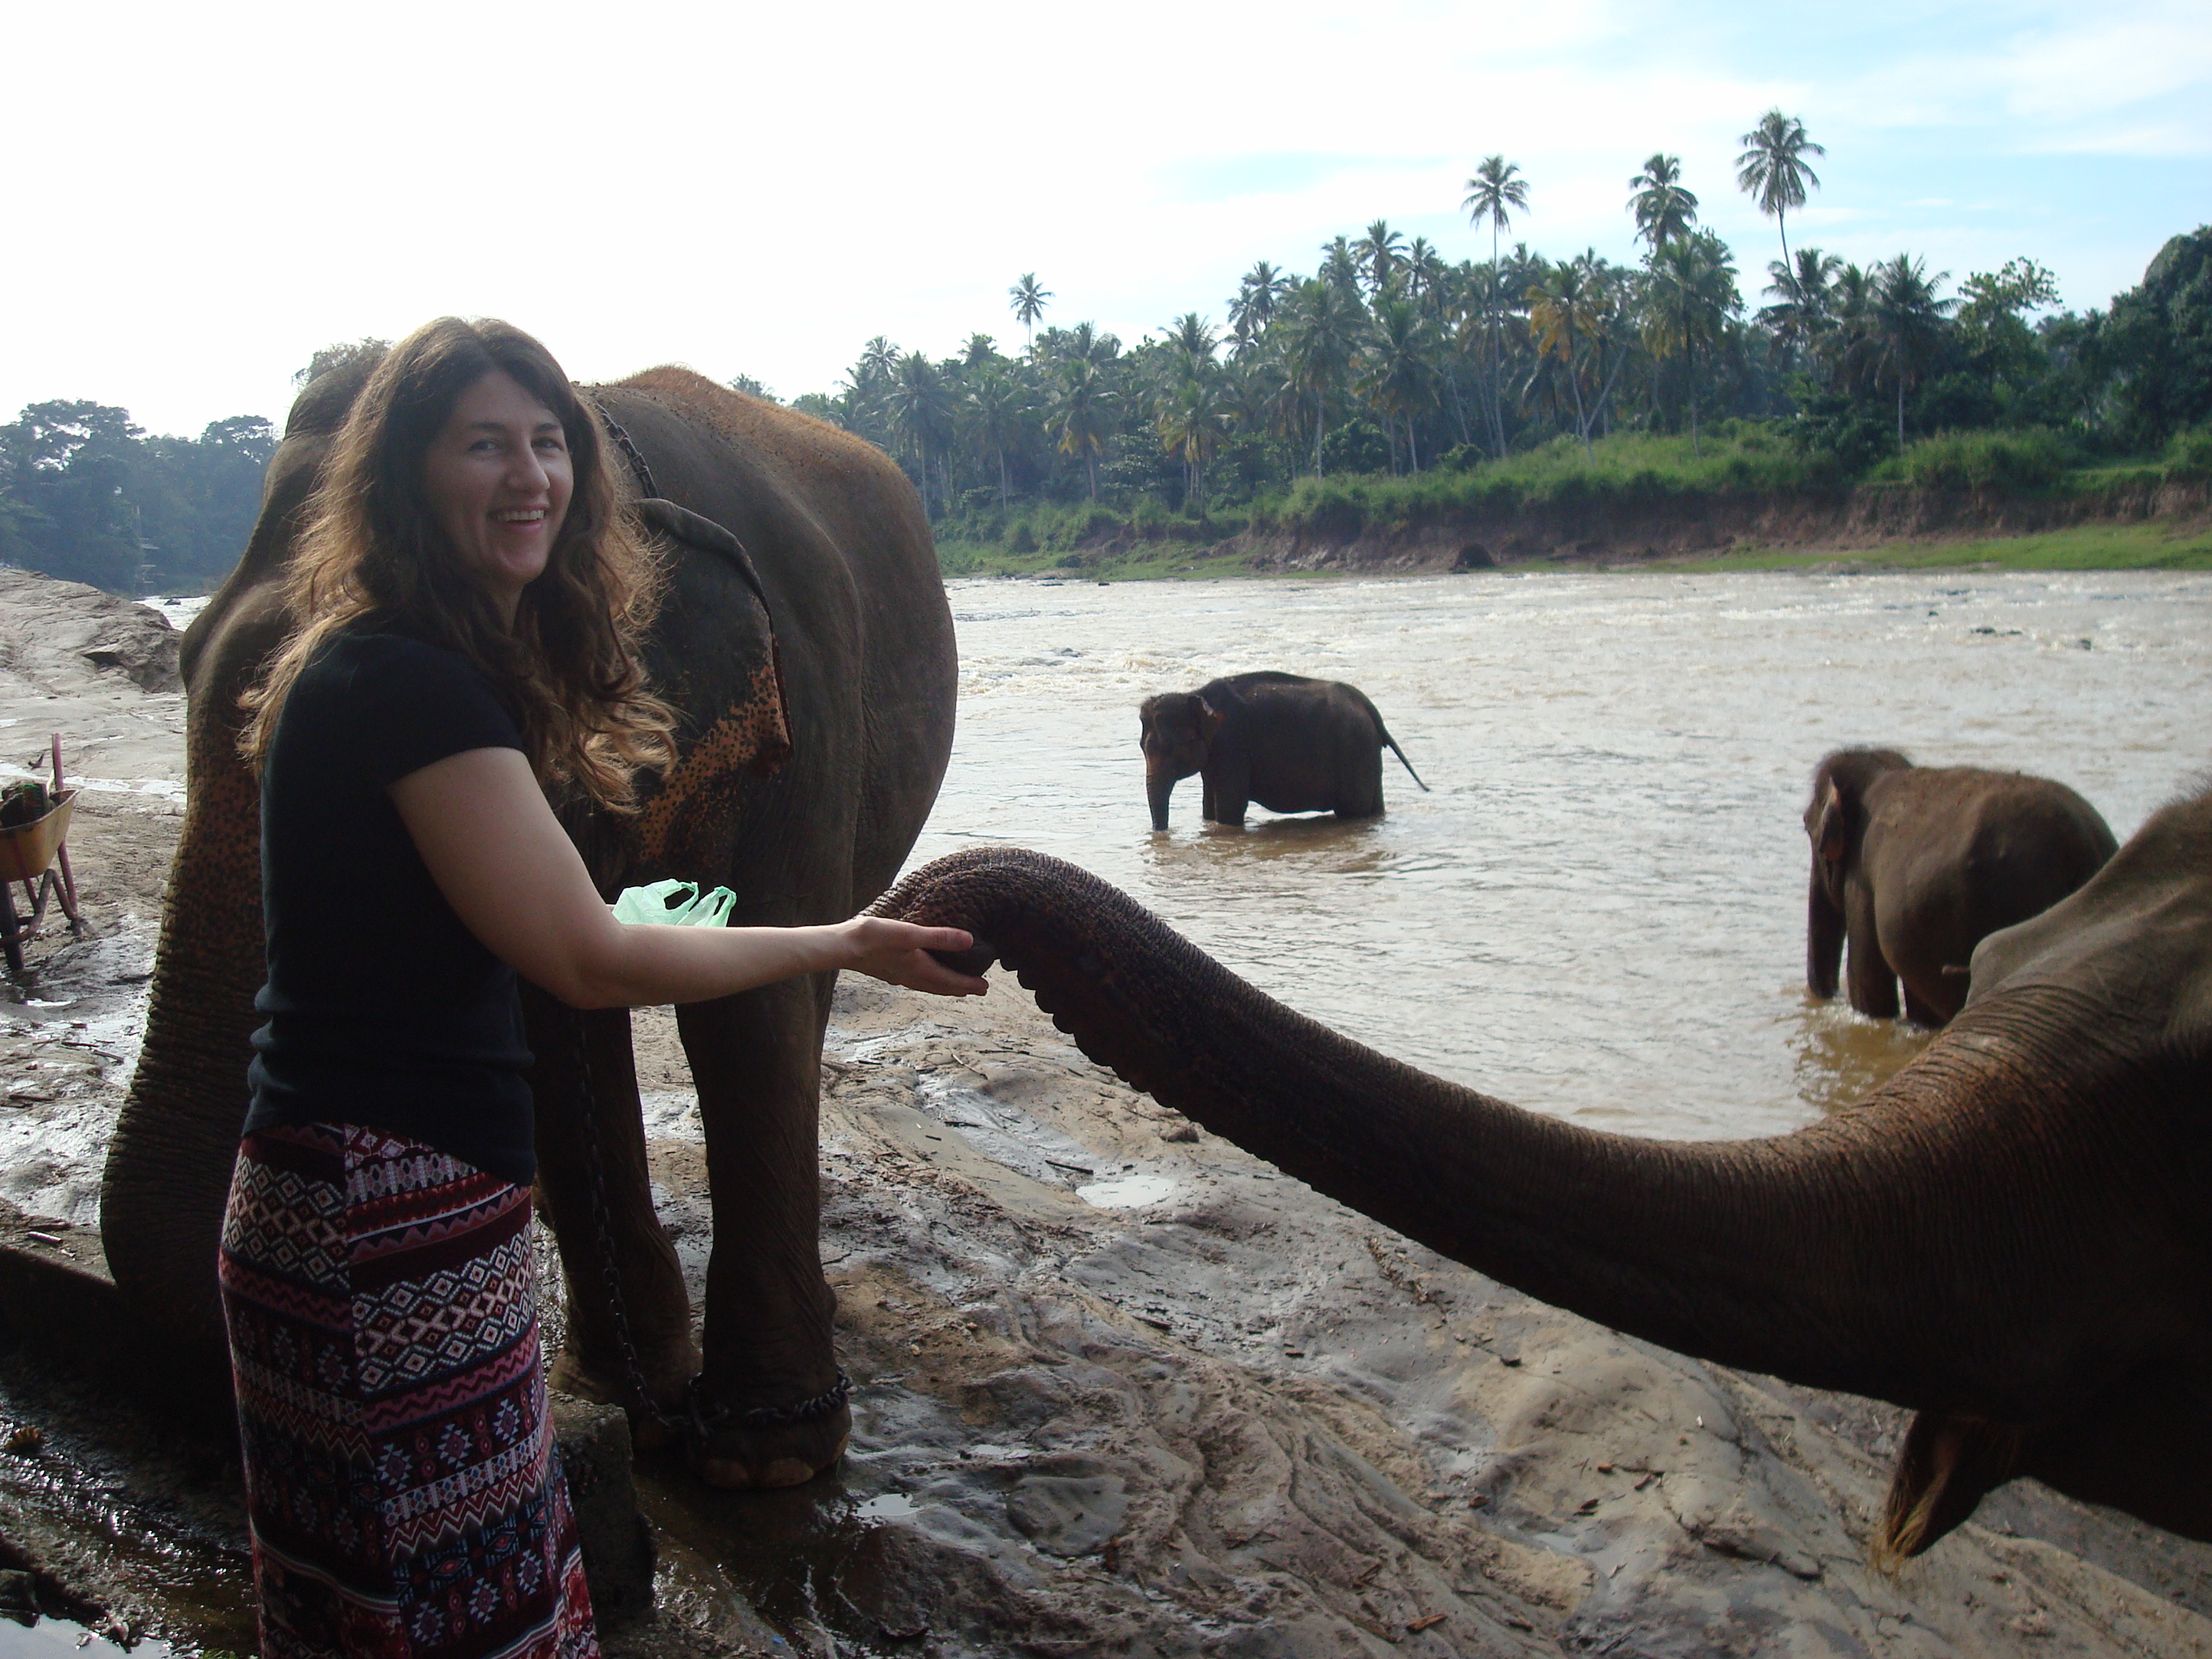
[240,318,673,808]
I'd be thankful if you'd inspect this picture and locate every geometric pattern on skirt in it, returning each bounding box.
[219,1123,600,1659]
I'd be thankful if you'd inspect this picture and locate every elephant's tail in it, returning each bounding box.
[1379,726,1429,792]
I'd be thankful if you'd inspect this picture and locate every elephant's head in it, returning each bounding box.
[1803,747,1912,996]
[1138,690,1223,830]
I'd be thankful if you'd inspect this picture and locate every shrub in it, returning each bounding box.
[1007,521,1038,555]
[1887,428,2068,493]
[2164,425,2212,478]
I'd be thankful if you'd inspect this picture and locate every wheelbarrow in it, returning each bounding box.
[0,736,85,979]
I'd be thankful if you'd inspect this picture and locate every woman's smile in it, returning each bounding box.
[421,369,574,621]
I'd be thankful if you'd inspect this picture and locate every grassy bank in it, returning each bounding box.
[930,423,2212,578]
[1671,518,2212,573]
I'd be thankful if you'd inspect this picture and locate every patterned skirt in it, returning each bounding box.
[218,1123,599,1659]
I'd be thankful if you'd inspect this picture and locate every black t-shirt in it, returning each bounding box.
[242,626,539,1184]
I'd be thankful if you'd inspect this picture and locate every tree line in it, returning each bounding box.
[771,114,2209,528]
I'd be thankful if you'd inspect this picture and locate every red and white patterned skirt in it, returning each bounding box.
[218,1122,599,1659]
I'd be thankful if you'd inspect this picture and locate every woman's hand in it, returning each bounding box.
[832,917,988,997]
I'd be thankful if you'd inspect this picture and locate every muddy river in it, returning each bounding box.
[920,570,2211,1138]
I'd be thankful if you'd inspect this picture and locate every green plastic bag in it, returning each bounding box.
[612,879,736,928]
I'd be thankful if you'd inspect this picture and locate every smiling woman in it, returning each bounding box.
[210,317,980,1659]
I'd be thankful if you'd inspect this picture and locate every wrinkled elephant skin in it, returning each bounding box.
[103,363,956,1488]
[870,788,2212,1562]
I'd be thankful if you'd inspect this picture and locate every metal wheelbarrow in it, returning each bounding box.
[0,736,85,979]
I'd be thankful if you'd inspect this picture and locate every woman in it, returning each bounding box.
[219,317,983,1658]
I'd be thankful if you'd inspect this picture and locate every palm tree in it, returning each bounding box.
[1462,155,1530,458]
[1008,274,1051,354]
[1051,357,1115,500]
[1760,247,1844,377]
[1358,297,1443,472]
[1279,279,1364,476]
[884,351,958,516]
[1165,313,1218,379]
[1228,262,1287,351]
[1527,254,1627,457]
[1736,110,1825,274]
[1353,220,1407,300]
[966,369,1027,511]
[1642,231,1742,454]
[1870,253,1955,454]
[1156,375,1228,513]
[961,333,999,367]
[1627,153,1699,253]
[1318,236,1363,299]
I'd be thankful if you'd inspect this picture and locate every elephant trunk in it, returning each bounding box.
[872,847,2149,1426]
[103,787,269,1387]
[1146,767,1178,832]
[1807,864,1845,998]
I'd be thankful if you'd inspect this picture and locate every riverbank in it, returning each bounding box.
[935,454,2212,580]
[1,570,2209,1655]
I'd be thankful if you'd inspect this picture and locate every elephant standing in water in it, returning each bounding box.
[104,360,956,1488]
[878,787,2212,1559]
[1804,748,2116,1025]
[1140,671,1426,830]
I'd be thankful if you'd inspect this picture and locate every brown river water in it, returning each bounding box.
[913,570,2212,1142]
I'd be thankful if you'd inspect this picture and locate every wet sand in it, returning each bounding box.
[2,570,2210,1655]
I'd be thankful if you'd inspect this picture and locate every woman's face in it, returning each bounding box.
[421,370,574,620]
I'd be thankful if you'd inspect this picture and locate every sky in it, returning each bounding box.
[6,0,2207,439]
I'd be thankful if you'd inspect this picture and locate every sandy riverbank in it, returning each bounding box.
[1,569,2208,1655]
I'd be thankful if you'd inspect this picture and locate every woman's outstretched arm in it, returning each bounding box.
[391,746,987,1008]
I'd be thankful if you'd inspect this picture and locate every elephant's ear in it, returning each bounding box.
[1198,697,1227,739]
[1815,781,1849,866]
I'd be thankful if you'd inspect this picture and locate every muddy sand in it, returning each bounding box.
[0,568,2208,1656]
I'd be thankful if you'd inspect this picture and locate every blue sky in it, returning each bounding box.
[4,0,2206,437]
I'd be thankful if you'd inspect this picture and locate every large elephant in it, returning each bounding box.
[878,786,2212,1560]
[102,359,956,1488]
[1804,748,2116,1025]
[1139,670,1426,831]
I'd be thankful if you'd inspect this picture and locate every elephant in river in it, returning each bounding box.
[1139,671,1426,830]
[103,359,956,1489]
[1805,749,2116,1025]
[880,786,2212,1560]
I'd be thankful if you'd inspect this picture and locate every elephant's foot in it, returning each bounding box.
[549,1343,699,1453]
[685,1373,853,1489]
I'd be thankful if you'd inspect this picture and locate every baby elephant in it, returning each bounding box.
[1804,748,2117,1025]
[1140,671,1427,830]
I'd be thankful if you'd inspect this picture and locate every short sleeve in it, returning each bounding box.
[307,633,526,788]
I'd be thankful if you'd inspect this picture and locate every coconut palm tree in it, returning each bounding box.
[1642,231,1743,454]
[1627,153,1700,253]
[1165,313,1219,379]
[1279,278,1364,476]
[1462,155,1529,458]
[1359,296,1444,472]
[1869,253,1955,453]
[1761,247,1844,377]
[1353,220,1408,300]
[1228,262,1288,351]
[1008,274,1052,354]
[966,369,1027,511]
[1051,356,1115,500]
[1736,110,1825,274]
[1527,254,1628,457]
[1156,375,1228,513]
[1318,236,1363,300]
[884,351,958,516]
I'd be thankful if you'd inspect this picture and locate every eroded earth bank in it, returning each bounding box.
[0,569,2208,1656]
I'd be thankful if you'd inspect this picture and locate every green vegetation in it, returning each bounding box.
[1674,520,2212,574]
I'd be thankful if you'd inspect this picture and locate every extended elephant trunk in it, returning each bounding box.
[874,847,2123,1426]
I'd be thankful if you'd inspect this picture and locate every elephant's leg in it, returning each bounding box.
[1843,886,1899,1019]
[678,974,850,1489]
[524,989,699,1444]
[1902,983,1947,1028]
